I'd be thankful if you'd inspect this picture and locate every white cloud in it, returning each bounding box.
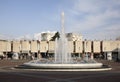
[66,0,120,40]
[15,34,33,40]
[86,24,120,40]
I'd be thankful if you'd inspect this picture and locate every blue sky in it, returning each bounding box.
[0,0,120,40]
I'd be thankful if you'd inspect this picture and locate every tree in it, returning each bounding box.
[50,32,60,41]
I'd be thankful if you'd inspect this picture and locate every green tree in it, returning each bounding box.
[50,32,60,41]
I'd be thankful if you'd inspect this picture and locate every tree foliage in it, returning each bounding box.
[50,32,60,41]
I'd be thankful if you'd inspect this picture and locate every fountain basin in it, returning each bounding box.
[23,63,103,69]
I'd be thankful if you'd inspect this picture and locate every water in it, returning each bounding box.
[54,37,72,64]
[54,12,72,64]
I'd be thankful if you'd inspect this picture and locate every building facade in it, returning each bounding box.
[0,39,120,61]
[66,33,82,41]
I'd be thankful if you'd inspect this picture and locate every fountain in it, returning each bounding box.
[54,12,72,64]
[22,12,111,71]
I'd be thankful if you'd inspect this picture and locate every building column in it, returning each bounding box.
[37,51,42,59]
[78,53,81,58]
[104,52,107,60]
[82,53,85,59]
[27,51,32,60]
[90,53,94,59]
[107,52,112,60]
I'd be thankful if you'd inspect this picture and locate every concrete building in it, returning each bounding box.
[84,40,92,53]
[30,40,40,58]
[68,41,74,53]
[12,41,21,53]
[111,41,120,52]
[41,31,56,41]
[39,41,48,58]
[102,41,112,60]
[93,41,101,53]
[102,40,120,61]
[0,39,120,61]
[18,40,31,59]
[102,41,112,52]
[48,41,55,53]
[5,41,11,52]
[110,41,120,61]
[40,41,48,53]
[0,40,7,52]
[0,40,11,58]
[40,32,82,41]
[66,33,82,41]
[21,40,30,53]
[30,40,39,53]
[75,41,83,53]
[0,40,11,52]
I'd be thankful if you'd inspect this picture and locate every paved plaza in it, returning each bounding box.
[0,60,120,82]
